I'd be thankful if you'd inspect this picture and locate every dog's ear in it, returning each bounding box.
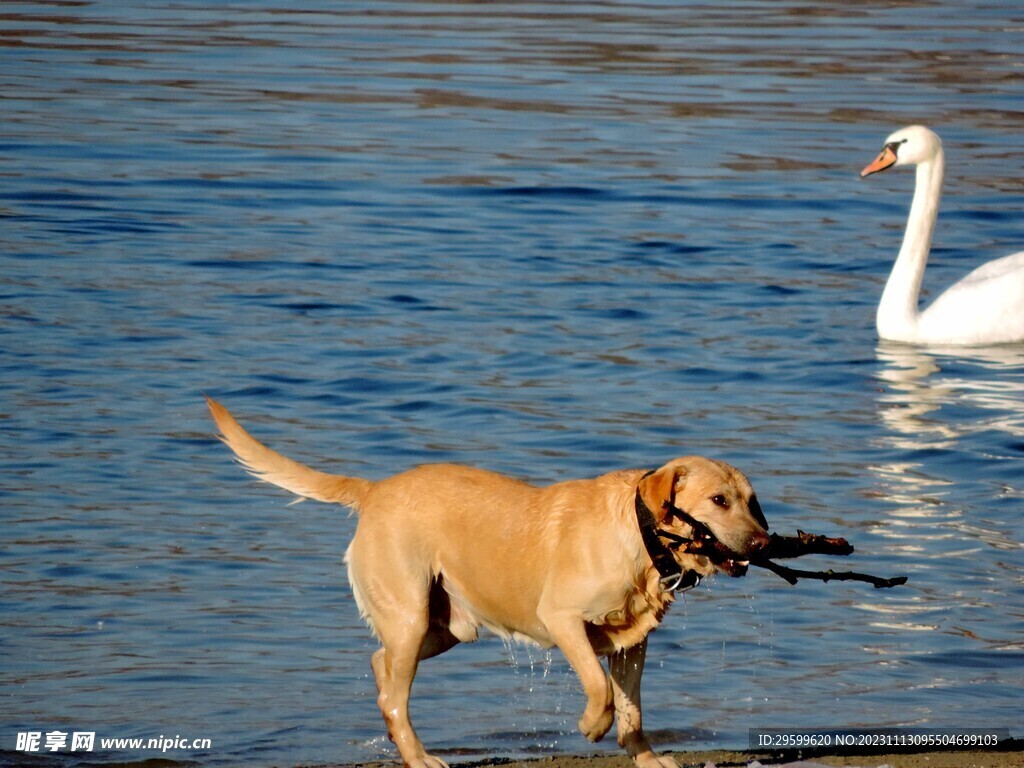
[637,464,686,523]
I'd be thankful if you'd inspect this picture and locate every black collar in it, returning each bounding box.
[634,473,701,593]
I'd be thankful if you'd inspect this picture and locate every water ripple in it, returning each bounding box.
[3,2,1023,766]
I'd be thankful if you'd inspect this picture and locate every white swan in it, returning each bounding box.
[861,125,1024,345]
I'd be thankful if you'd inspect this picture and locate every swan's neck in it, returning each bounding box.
[877,150,944,340]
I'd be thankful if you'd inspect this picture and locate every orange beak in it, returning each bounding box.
[861,146,898,178]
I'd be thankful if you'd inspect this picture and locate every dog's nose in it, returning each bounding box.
[747,530,771,556]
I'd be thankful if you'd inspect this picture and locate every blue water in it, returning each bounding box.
[2,2,1022,766]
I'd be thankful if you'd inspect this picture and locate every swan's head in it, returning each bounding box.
[861,125,942,177]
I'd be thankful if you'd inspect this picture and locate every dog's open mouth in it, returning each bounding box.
[716,557,749,577]
[683,545,750,579]
[687,538,750,578]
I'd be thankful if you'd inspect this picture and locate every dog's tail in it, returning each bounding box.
[206,396,372,510]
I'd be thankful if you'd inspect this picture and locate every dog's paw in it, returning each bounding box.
[578,702,614,742]
[633,751,679,768]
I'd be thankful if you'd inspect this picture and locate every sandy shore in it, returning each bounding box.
[349,741,1024,768]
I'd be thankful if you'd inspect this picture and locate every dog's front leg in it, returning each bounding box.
[539,610,614,742]
[609,639,678,768]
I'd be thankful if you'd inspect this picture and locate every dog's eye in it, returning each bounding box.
[711,494,729,509]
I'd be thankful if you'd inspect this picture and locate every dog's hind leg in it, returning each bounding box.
[359,565,457,768]
[609,639,678,768]
[370,580,461,693]
[370,614,454,768]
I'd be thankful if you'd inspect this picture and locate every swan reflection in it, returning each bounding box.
[867,342,1024,564]
[874,341,1024,447]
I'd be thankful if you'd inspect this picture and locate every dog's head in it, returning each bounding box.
[637,457,770,578]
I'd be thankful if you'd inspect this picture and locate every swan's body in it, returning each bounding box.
[861,125,1024,345]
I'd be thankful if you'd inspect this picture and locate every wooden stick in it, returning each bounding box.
[765,530,854,559]
[680,528,907,589]
[752,557,908,589]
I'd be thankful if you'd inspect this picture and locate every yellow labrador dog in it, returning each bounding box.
[207,397,770,768]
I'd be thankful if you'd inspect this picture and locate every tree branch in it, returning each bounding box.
[752,557,908,589]
[765,530,854,559]
[679,528,907,590]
